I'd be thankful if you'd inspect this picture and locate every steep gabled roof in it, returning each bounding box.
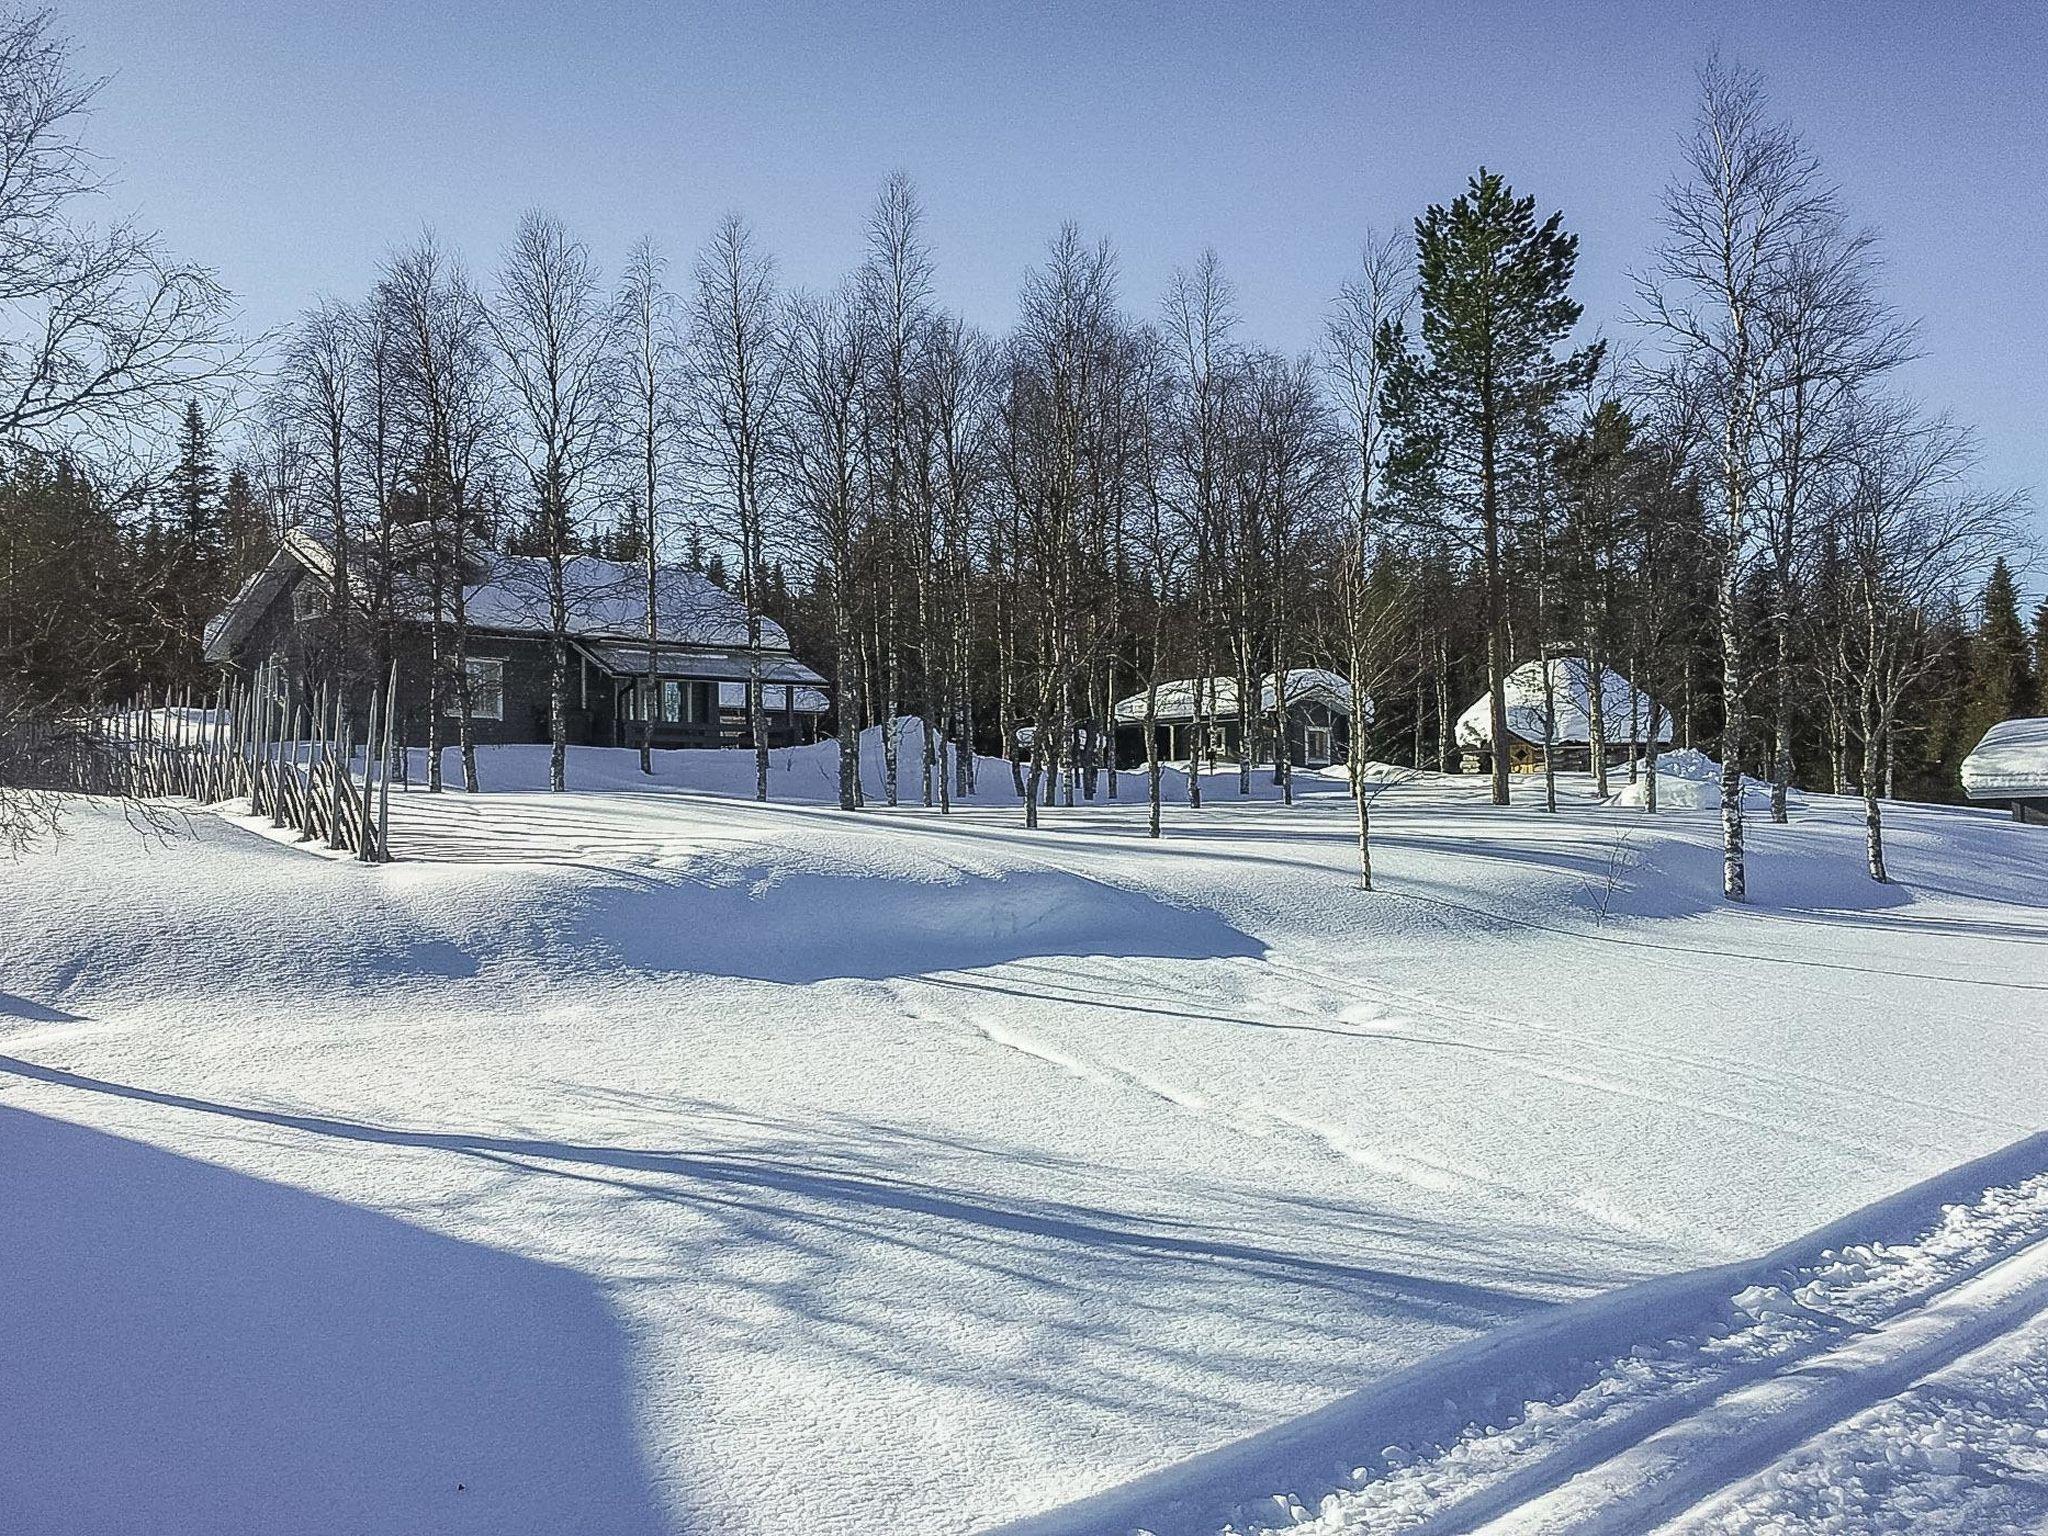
[1455,657,1670,750]
[1961,717,2048,801]
[204,533,794,661]
[201,528,337,662]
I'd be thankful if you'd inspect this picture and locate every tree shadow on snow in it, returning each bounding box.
[0,1054,1598,1458]
[0,991,84,1023]
[0,1103,669,1536]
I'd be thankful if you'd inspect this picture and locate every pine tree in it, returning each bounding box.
[1384,168,1601,805]
[1961,558,2033,747]
[154,398,224,690]
[2034,599,2048,715]
[167,399,221,565]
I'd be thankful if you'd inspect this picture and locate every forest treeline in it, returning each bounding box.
[0,8,2040,890]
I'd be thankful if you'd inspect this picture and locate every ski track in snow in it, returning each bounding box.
[6,740,2048,1536]
[1166,1170,2048,1536]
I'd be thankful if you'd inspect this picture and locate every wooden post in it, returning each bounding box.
[377,660,397,861]
[358,682,382,863]
[328,692,349,851]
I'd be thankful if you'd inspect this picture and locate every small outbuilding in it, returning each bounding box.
[1111,668,1360,771]
[1455,656,1667,775]
[1961,717,2048,825]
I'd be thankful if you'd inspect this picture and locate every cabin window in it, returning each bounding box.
[292,580,328,623]
[1306,726,1333,763]
[446,657,504,721]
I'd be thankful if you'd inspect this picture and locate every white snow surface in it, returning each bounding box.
[3,734,2046,1535]
[1609,748,1777,813]
[1961,715,2048,800]
[1455,658,1670,751]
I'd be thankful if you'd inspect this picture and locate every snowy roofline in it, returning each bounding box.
[1961,717,2048,799]
[205,532,798,663]
[1455,657,1670,749]
[1112,668,1366,723]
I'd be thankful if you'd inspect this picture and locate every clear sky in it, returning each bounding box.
[62,0,2048,566]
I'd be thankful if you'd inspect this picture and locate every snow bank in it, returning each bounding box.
[1610,748,1774,812]
[6,759,2046,1536]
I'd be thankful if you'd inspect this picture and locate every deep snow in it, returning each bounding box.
[2,735,2045,1534]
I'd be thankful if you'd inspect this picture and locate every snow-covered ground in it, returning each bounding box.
[3,737,2045,1534]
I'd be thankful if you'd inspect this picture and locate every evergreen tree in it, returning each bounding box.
[167,399,221,566]
[2034,599,2048,715]
[155,398,225,690]
[1385,168,1601,804]
[220,466,266,585]
[1961,557,2033,747]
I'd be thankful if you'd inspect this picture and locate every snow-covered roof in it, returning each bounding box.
[580,645,824,686]
[1961,717,2048,801]
[457,553,790,650]
[202,529,339,662]
[1113,669,1363,723]
[1455,657,1670,749]
[205,532,797,662]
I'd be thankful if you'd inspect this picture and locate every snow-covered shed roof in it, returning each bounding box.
[1961,717,2048,801]
[578,645,823,686]
[205,532,796,663]
[1113,669,1364,724]
[1455,657,1670,750]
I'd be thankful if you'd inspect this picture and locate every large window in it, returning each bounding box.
[623,678,710,724]
[292,580,328,622]
[445,657,504,721]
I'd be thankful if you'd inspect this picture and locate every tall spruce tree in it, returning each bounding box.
[2033,599,2048,715]
[157,398,224,690]
[1962,558,2033,747]
[1385,169,1600,805]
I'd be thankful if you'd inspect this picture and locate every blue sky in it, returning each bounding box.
[65,1,2048,567]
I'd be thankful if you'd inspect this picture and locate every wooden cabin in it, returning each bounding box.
[1111,669,1358,771]
[203,529,828,751]
[1454,657,1668,775]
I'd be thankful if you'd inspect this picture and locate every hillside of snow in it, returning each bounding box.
[2,742,2045,1534]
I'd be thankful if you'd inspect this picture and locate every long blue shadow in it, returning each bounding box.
[0,1104,668,1536]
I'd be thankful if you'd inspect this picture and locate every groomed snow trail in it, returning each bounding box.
[5,743,2046,1536]
[1116,1164,2048,1536]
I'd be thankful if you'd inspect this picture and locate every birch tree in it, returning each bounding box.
[689,213,785,802]
[383,235,495,792]
[783,286,869,809]
[1323,233,1410,884]
[613,236,685,774]
[1639,57,1838,899]
[1832,399,2017,881]
[489,212,616,793]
